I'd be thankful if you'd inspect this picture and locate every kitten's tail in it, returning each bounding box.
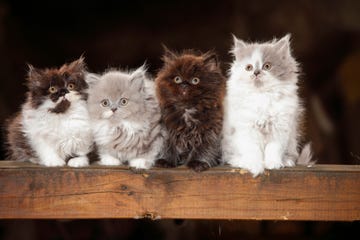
[297,143,316,167]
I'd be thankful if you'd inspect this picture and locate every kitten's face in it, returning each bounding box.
[27,57,88,112]
[156,49,224,105]
[87,68,147,122]
[232,35,298,88]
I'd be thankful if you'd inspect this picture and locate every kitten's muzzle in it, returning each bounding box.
[110,105,118,112]
[180,83,189,95]
[58,88,69,97]
[180,83,189,89]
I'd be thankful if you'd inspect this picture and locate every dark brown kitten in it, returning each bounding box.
[155,48,226,172]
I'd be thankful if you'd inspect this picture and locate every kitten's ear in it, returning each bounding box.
[85,72,101,86]
[26,64,42,88]
[231,35,247,60]
[203,52,219,71]
[161,45,177,64]
[64,56,87,74]
[274,34,291,56]
[130,65,147,91]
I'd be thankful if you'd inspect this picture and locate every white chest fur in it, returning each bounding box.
[21,99,93,160]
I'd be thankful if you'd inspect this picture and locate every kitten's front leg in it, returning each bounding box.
[187,159,211,172]
[155,143,179,168]
[68,155,89,167]
[129,158,153,170]
[33,140,66,167]
[187,145,221,172]
[226,135,264,176]
[99,153,121,166]
[264,142,284,169]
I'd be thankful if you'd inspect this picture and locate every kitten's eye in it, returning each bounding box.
[174,76,182,84]
[245,64,253,71]
[119,98,128,106]
[49,86,57,93]
[262,62,272,70]
[101,99,110,107]
[191,77,200,85]
[67,83,75,90]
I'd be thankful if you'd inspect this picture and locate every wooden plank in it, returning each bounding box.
[0,161,359,221]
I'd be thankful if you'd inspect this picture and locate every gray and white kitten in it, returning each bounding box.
[222,34,313,176]
[87,66,165,169]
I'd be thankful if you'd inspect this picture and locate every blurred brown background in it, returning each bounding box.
[0,0,359,239]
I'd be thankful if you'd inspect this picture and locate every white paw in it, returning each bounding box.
[100,155,121,166]
[129,158,152,169]
[227,156,264,177]
[264,150,283,169]
[67,156,89,167]
[264,157,283,169]
[264,144,283,170]
[42,157,66,167]
[283,158,296,167]
[246,161,265,177]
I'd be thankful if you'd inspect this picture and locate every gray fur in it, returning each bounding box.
[232,34,299,82]
[87,66,165,169]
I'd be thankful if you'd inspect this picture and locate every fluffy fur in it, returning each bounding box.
[87,66,164,169]
[155,48,226,172]
[6,57,93,167]
[222,34,313,176]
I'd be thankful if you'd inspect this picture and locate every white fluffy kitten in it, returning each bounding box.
[87,66,165,169]
[6,57,93,167]
[222,34,312,176]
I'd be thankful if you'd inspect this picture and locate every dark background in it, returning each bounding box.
[0,0,359,239]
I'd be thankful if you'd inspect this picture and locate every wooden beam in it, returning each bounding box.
[0,161,359,221]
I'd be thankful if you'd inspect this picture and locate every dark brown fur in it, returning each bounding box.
[27,57,88,111]
[155,48,226,172]
[5,113,35,161]
[5,57,88,161]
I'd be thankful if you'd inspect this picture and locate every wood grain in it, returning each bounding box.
[0,161,359,220]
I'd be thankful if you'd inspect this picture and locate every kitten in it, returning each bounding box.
[222,34,313,176]
[6,57,93,167]
[155,48,226,172]
[87,66,164,169]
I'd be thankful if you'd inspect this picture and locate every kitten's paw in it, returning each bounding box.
[42,157,66,167]
[247,163,264,177]
[264,158,283,170]
[187,160,210,172]
[264,143,283,170]
[227,157,264,177]
[129,158,152,169]
[100,155,121,166]
[283,153,297,167]
[283,158,296,167]
[155,159,176,168]
[68,156,89,167]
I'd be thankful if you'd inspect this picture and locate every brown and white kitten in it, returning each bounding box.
[6,57,93,167]
[155,48,226,172]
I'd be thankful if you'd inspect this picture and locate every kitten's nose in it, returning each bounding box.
[254,70,261,76]
[59,88,69,96]
[180,83,189,89]
[111,107,117,112]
